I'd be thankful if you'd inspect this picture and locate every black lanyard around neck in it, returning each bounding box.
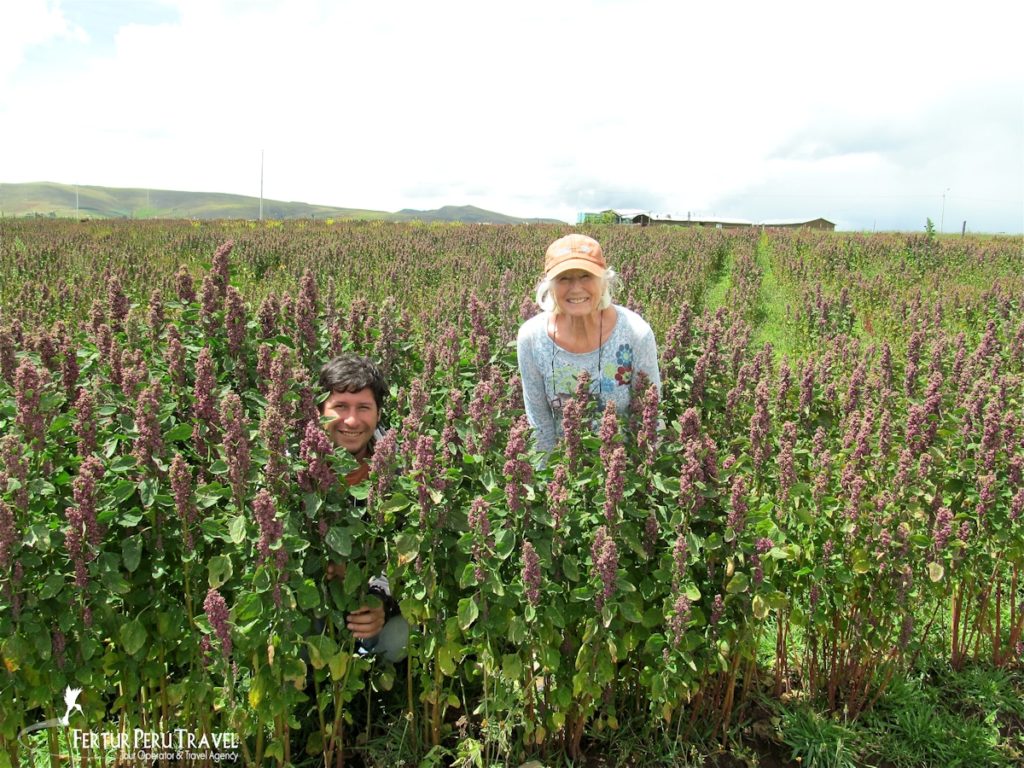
[548,309,604,413]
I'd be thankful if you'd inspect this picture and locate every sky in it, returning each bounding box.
[2,0,1022,232]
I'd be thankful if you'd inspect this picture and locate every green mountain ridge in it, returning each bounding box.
[0,182,564,224]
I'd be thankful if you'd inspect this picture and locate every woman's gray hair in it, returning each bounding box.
[534,268,618,314]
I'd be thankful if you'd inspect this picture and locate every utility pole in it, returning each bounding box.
[940,188,950,233]
[259,150,264,221]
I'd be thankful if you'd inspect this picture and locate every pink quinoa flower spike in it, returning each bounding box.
[522,541,541,607]
[204,587,233,658]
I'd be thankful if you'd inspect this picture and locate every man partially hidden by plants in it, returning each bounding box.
[318,353,408,661]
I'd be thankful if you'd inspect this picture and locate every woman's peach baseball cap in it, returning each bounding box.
[544,234,606,279]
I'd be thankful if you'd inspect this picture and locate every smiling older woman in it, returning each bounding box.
[516,233,661,453]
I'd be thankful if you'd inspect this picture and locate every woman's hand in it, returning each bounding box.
[346,605,385,639]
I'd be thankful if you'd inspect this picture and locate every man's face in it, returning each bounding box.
[322,388,379,458]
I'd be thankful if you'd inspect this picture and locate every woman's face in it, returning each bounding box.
[552,269,603,316]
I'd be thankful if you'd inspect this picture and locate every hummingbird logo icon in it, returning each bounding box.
[18,687,84,742]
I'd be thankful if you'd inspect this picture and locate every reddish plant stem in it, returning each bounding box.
[567,695,591,761]
[774,619,785,697]
[782,619,791,695]
[827,613,840,711]
[718,649,743,743]
[862,652,898,715]
[994,578,1002,666]
[1003,572,1024,667]
[806,632,817,699]
[962,560,1001,665]
[845,652,868,719]
[708,668,728,723]
[685,688,704,739]
[905,601,941,676]
[431,659,442,747]
[1009,566,1019,663]
[951,581,964,669]
[739,651,758,708]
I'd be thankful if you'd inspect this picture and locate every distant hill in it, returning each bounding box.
[0,182,564,224]
[393,205,557,224]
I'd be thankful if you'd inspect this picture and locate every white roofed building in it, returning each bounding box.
[577,209,834,231]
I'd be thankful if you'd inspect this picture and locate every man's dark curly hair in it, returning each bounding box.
[318,354,387,411]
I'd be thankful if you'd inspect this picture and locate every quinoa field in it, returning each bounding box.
[1,218,1023,767]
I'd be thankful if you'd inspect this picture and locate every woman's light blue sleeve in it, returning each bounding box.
[636,325,662,397]
[517,322,556,453]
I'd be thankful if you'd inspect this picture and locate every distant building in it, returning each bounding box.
[759,218,835,231]
[647,214,753,229]
[577,209,835,231]
[577,209,649,224]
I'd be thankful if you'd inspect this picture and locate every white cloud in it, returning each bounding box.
[1,0,1021,229]
[0,0,86,83]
